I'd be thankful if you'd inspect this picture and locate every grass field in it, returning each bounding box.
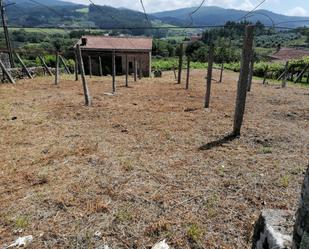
[10,28,68,35]
[0,70,308,248]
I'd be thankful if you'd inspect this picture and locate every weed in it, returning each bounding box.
[278,175,290,188]
[115,208,133,222]
[261,146,272,154]
[204,194,219,218]
[187,223,203,243]
[15,216,29,229]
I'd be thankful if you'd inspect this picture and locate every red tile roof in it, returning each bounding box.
[76,36,153,51]
[270,47,309,61]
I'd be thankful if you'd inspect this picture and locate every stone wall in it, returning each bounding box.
[0,67,65,83]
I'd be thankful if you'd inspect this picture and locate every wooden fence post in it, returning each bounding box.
[112,50,116,93]
[232,25,254,137]
[55,52,60,85]
[282,61,289,88]
[177,43,184,84]
[134,57,137,82]
[88,56,92,78]
[74,52,78,81]
[59,55,71,74]
[0,59,15,84]
[186,57,190,90]
[219,63,224,83]
[125,53,128,87]
[99,56,103,77]
[204,44,214,108]
[39,55,53,76]
[15,53,33,79]
[263,65,268,85]
[76,44,91,106]
[247,54,254,92]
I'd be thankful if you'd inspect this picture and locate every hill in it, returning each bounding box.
[153,6,309,28]
[3,1,309,29]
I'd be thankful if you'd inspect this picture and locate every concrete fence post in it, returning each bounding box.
[232,25,254,137]
[282,61,289,88]
[186,57,190,90]
[177,43,184,84]
[55,51,60,85]
[204,43,214,108]
[76,44,91,106]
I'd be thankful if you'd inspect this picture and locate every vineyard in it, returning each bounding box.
[0,70,308,248]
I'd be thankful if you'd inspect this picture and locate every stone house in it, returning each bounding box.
[74,36,153,77]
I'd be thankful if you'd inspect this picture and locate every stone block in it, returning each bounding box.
[252,209,294,249]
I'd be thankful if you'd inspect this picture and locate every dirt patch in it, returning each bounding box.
[0,70,308,248]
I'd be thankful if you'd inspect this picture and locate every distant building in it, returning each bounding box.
[190,34,203,43]
[74,36,153,76]
[269,47,309,62]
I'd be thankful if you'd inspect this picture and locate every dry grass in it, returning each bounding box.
[0,69,308,248]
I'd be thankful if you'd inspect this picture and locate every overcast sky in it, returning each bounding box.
[65,0,309,16]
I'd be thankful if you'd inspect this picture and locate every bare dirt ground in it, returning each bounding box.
[0,69,308,249]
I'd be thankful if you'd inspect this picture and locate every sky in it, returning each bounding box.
[65,0,309,16]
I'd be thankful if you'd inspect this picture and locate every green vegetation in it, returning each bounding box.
[76,8,89,14]
[187,223,203,243]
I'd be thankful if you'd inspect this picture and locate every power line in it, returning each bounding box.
[246,11,275,27]
[236,0,267,22]
[28,0,63,17]
[140,0,152,27]
[11,5,53,36]
[87,0,122,28]
[26,0,72,35]
[188,0,207,26]
[6,24,299,31]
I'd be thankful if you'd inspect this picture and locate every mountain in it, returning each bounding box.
[153,6,309,28]
[3,1,309,29]
[6,0,76,7]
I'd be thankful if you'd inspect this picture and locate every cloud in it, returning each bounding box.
[286,7,307,16]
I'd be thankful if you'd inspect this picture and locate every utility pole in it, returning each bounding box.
[0,0,14,68]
